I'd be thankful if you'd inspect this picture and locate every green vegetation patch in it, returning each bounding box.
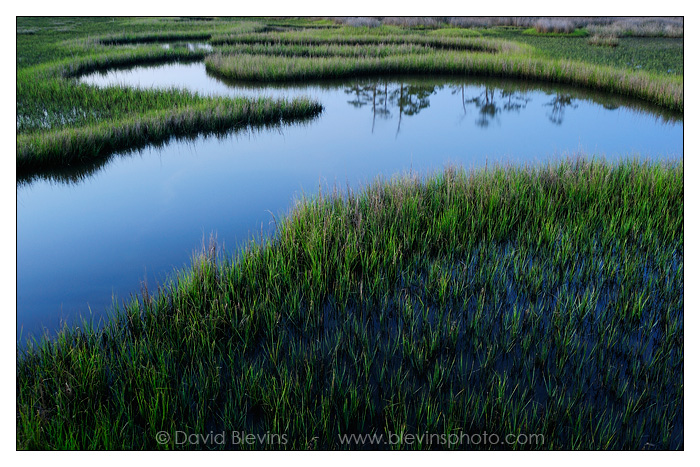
[481,28,683,75]
[522,27,589,37]
[97,32,213,45]
[17,159,683,450]
[428,27,482,38]
[588,35,620,48]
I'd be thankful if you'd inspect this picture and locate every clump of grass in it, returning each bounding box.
[214,42,436,59]
[380,17,444,28]
[97,31,213,45]
[588,18,683,38]
[337,17,382,28]
[428,27,481,38]
[588,34,620,48]
[523,27,588,37]
[17,46,210,134]
[17,159,683,450]
[532,18,577,35]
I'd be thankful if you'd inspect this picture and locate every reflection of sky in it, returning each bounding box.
[17,63,683,343]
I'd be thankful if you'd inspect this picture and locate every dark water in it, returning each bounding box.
[16,62,683,343]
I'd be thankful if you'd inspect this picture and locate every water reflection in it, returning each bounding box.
[344,82,438,135]
[344,82,535,132]
[341,81,544,132]
[461,85,533,128]
[161,42,213,52]
[340,78,680,130]
[545,93,578,125]
[17,118,319,187]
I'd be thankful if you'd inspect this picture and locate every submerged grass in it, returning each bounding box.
[17,159,683,450]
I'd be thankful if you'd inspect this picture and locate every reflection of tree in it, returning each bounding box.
[451,84,468,118]
[344,84,376,109]
[374,83,391,126]
[344,81,438,135]
[345,83,388,133]
[545,93,578,125]
[457,85,531,128]
[390,83,435,136]
[344,80,669,133]
[472,88,498,128]
[502,90,530,112]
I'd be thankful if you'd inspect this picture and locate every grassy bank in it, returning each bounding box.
[205,50,681,110]
[17,159,683,450]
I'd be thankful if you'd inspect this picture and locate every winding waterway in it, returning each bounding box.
[16,61,683,343]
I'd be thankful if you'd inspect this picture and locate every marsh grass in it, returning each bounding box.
[532,19,579,34]
[203,25,680,110]
[522,27,588,37]
[214,42,438,59]
[17,159,683,450]
[588,35,620,48]
[587,18,683,38]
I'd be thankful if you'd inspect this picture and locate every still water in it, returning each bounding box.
[16,62,683,343]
